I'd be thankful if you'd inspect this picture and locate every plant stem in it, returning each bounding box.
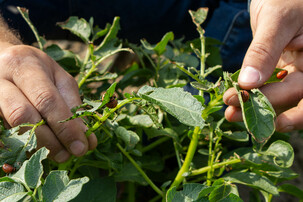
[169,126,200,189]
[141,136,171,153]
[116,143,164,197]
[85,97,141,136]
[207,130,213,186]
[23,120,45,149]
[173,63,201,83]
[173,141,182,169]
[78,62,96,88]
[17,7,44,50]
[128,182,136,202]
[202,94,223,120]
[190,158,241,176]
[200,35,206,79]
[78,48,91,83]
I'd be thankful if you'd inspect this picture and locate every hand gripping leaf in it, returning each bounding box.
[234,84,276,145]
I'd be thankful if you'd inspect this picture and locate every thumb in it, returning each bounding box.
[238,5,298,90]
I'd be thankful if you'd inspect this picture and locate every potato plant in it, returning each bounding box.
[0,7,302,202]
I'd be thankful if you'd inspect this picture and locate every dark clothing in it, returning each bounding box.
[0,0,252,72]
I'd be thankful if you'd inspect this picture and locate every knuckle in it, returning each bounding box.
[55,124,75,143]
[64,74,78,89]
[34,90,57,114]
[0,45,40,76]
[247,42,275,64]
[8,105,33,127]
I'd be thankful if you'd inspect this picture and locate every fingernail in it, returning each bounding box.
[239,66,261,84]
[54,150,70,163]
[70,140,86,156]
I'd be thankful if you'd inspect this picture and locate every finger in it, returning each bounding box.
[0,79,70,162]
[54,65,97,150]
[225,106,243,122]
[258,72,303,113]
[275,99,303,132]
[223,88,240,106]
[239,1,301,90]
[3,55,89,157]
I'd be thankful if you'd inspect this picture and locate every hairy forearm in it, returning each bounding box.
[0,14,22,48]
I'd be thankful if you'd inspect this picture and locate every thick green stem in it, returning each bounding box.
[169,126,200,189]
[190,158,241,176]
[117,143,164,197]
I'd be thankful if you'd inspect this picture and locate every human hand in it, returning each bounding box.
[0,43,97,162]
[224,0,303,132]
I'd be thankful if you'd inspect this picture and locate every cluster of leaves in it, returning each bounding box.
[0,6,302,202]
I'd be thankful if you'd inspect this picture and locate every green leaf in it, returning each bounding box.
[58,16,91,43]
[42,170,89,202]
[127,115,154,128]
[0,181,27,202]
[12,147,49,189]
[45,44,81,75]
[92,18,131,66]
[154,32,174,55]
[139,155,164,172]
[114,126,140,150]
[223,171,279,195]
[166,183,210,202]
[166,186,177,202]
[158,64,187,88]
[189,8,208,26]
[100,82,117,108]
[71,177,116,202]
[141,32,174,56]
[209,184,232,202]
[96,17,120,51]
[114,163,147,185]
[234,85,275,145]
[278,184,303,199]
[91,23,110,41]
[222,131,249,142]
[138,87,205,127]
[264,140,294,168]
[191,80,216,92]
[218,193,243,202]
[242,151,298,180]
[144,127,178,140]
[173,53,199,68]
[0,126,37,168]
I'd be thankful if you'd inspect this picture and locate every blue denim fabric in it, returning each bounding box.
[0,0,251,72]
[205,0,252,72]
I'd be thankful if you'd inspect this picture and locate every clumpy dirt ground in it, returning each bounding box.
[47,40,303,201]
